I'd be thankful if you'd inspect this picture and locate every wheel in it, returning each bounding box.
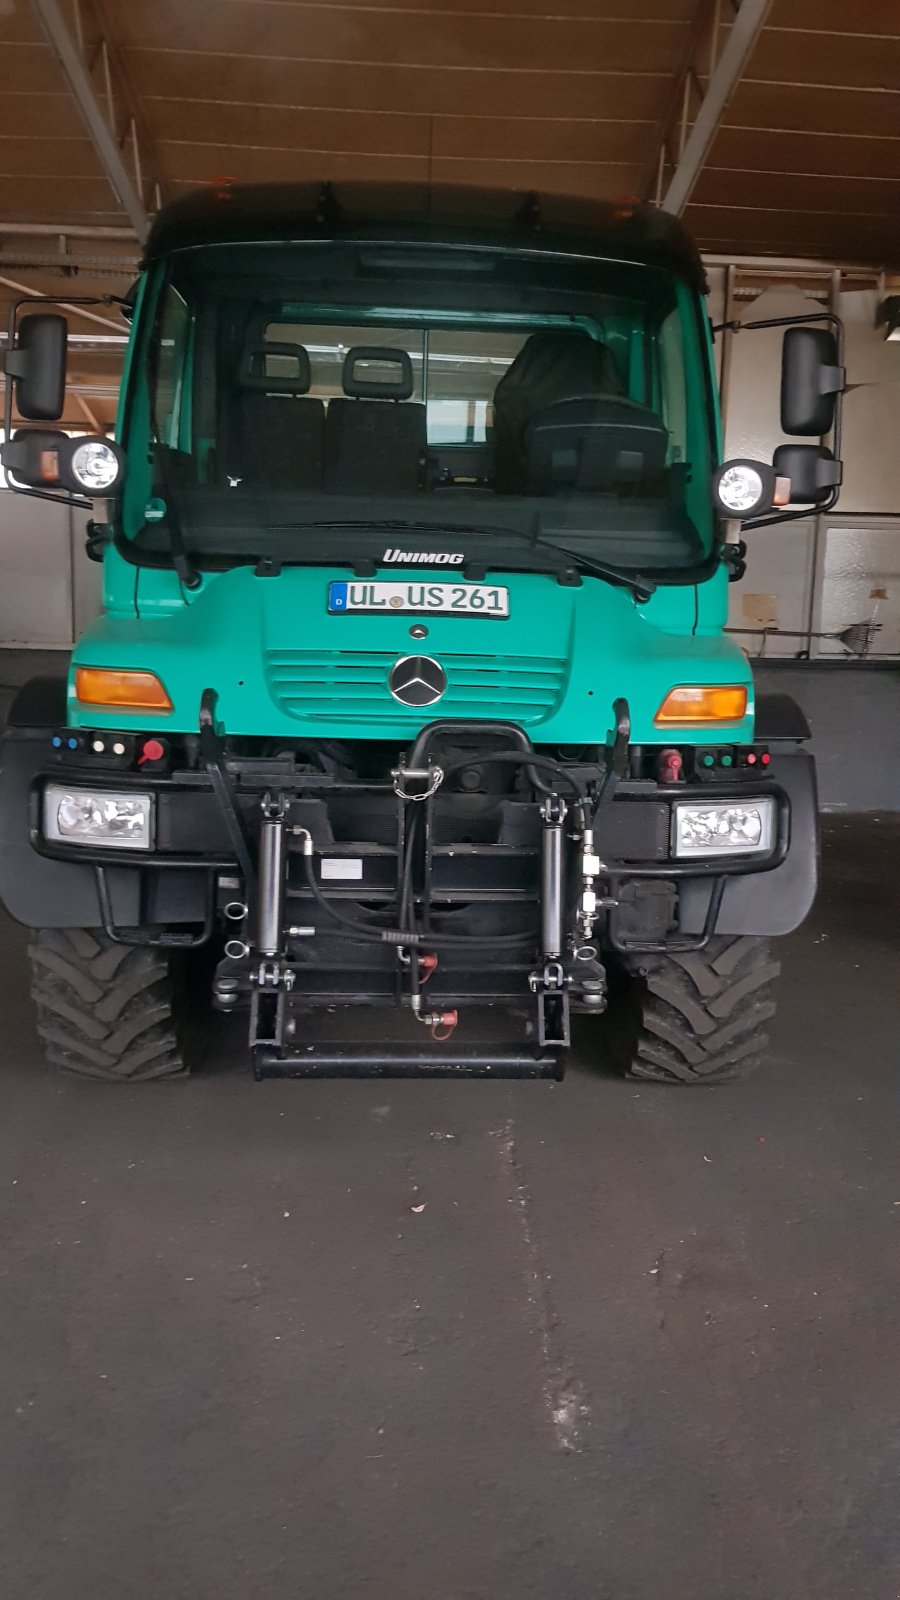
[28,927,191,1081]
[599,935,781,1085]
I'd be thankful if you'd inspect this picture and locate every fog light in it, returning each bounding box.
[672,798,775,858]
[43,785,154,850]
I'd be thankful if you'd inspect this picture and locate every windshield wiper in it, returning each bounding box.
[263,518,657,602]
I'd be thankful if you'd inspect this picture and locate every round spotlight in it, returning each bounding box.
[712,458,775,519]
[68,438,122,493]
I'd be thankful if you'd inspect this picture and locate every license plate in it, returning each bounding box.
[328,580,509,617]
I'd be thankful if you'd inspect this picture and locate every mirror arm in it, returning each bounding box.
[2,478,90,511]
[741,488,840,532]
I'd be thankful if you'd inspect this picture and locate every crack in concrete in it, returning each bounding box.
[493,1116,590,1454]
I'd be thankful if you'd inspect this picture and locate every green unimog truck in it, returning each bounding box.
[0,184,844,1083]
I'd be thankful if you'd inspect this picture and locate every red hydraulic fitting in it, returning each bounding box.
[657,748,684,784]
[430,1009,458,1041]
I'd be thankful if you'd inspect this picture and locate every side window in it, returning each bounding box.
[658,307,688,464]
[154,286,190,448]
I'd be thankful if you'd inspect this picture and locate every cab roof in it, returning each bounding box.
[142,182,707,293]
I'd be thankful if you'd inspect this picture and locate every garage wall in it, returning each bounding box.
[0,484,100,648]
[706,273,900,663]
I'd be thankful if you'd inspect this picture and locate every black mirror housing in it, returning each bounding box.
[0,427,68,487]
[772,443,842,506]
[5,314,68,421]
[780,326,843,437]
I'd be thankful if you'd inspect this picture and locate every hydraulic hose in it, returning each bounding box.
[437,749,586,799]
[299,851,535,949]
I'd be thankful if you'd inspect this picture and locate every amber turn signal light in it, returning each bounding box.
[654,685,748,726]
[74,668,173,712]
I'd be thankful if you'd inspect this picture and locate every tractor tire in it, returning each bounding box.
[600,935,780,1085]
[28,927,190,1081]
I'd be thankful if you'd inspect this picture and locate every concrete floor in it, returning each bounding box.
[1,818,899,1600]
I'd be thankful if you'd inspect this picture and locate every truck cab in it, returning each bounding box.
[0,183,843,1083]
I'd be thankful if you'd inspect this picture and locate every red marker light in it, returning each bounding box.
[760,752,772,766]
[139,738,166,766]
[746,752,758,766]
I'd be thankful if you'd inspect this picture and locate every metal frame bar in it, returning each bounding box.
[29,0,152,240]
[661,0,773,216]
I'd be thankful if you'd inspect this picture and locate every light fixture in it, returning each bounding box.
[712,459,777,518]
[61,435,125,495]
[672,798,775,858]
[43,785,154,850]
[74,667,173,711]
[655,685,749,726]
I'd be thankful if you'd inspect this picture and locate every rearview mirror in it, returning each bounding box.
[4,313,67,421]
[1,427,68,487]
[772,443,842,506]
[781,326,843,437]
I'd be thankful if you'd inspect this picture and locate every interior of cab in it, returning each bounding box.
[138,252,714,570]
[216,321,679,501]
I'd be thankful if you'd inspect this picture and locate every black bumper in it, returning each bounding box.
[0,725,818,944]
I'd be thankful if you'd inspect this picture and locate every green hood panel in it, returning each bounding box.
[71,566,753,744]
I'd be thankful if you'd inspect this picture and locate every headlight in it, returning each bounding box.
[43,786,154,850]
[672,797,775,858]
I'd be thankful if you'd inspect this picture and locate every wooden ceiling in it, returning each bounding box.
[1,0,898,260]
[1,0,898,426]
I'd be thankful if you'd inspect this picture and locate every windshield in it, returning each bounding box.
[121,241,715,581]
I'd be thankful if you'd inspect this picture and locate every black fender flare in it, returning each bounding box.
[679,745,819,937]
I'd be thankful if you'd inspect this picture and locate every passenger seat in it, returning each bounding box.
[232,341,324,490]
[324,347,426,493]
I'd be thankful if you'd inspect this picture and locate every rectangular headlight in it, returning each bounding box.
[672,797,775,858]
[43,785,154,851]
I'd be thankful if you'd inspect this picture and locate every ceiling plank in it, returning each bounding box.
[749,31,900,90]
[726,80,900,138]
[714,127,900,180]
[124,50,669,119]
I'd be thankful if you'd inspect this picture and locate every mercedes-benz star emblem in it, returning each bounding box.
[388,655,447,708]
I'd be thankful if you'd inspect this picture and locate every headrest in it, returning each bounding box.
[342,346,413,400]
[241,341,311,394]
[493,331,623,429]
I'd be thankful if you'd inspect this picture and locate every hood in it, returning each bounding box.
[71,564,753,744]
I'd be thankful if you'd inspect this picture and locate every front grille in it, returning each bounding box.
[266,650,568,725]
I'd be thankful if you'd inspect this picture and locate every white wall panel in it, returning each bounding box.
[727,518,816,659]
[0,487,76,647]
[817,521,900,659]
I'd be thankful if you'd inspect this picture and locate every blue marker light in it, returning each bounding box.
[67,737,79,751]
[51,735,63,749]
